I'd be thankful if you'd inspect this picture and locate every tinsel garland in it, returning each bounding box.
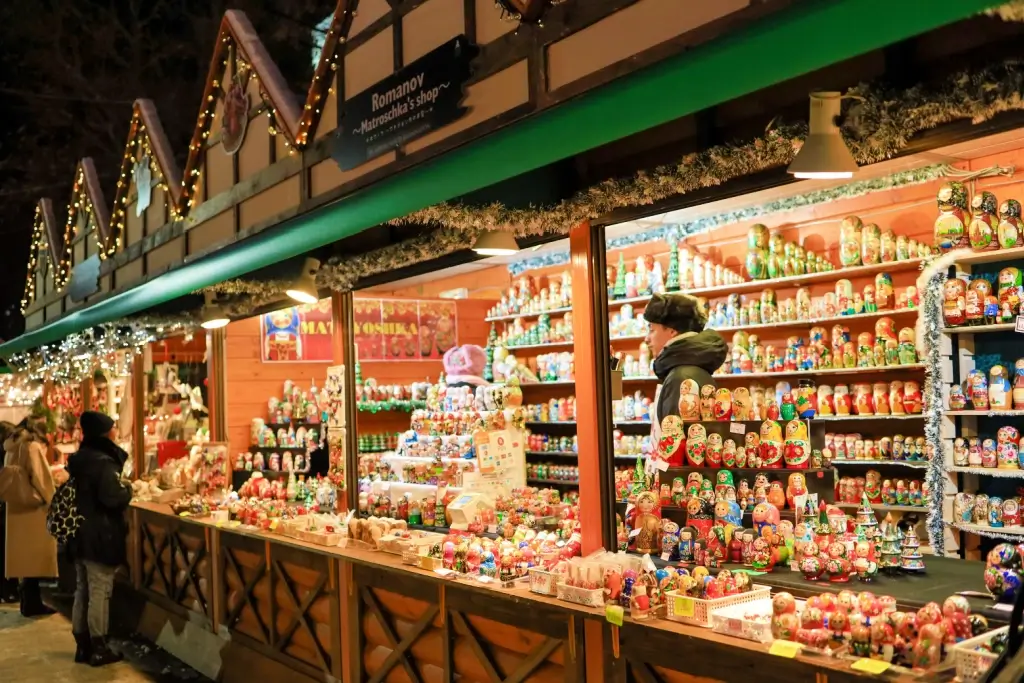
[508,164,951,276]
[918,262,948,555]
[947,522,1024,542]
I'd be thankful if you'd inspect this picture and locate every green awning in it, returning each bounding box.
[1,0,1002,356]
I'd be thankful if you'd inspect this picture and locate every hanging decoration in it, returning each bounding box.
[222,53,251,156]
[496,0,565,24]
[134,156,153,217]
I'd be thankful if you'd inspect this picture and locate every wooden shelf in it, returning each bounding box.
[951,245,1024,266]
[709,307,918,335]
[525,450,578,457]
[831,460,928,469]
[664,466,832,475]
[942,323,1016,334]
[712,363,925,380]
[945,410,1024,416]
[950,466,1024,478]
[486,259,925,323]
[950,521,1024,538]
[815,414,924,421]
[527,478,579,486]
[834,502,925,512]
[524,420,652,428]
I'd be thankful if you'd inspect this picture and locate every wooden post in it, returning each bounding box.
[331,292,360,511]
[131,353,146,479]
[207,328,228,442]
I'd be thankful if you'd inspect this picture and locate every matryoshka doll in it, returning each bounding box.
[966,278,993,324]
[759,420,784,469]
[966,369,989,410]
[836,279,854,316]
[897,328,918,365]
[817,385,835,416]
[839,216,863,267]
[784,419,811,469]
[999,199,1024,249]
[732,387,751,420]
[991,364,1013,410]
[761,289,777,324]
[706,433,724,468]
[953,437,968,467]
[998,426,1020,469]
[678,379,700,421]
[880,229,897,263]
[1014,360,1024,410]
[969,191,1000,251]
[853,383,874,416]
[968,438,983,466]
[699,385,716,420]
[949,383,968,411]
[934,181,970,252]
[746,224,770,280]
[713,388,733,420]
[872,382,890,415]
[834,384,852,415]
[861,223,881,265]
[943,278,967,327]
[990,497,1005,528]
[890,381,906,415]
[974,494,990,525]
[1004,499,1021,526]
[998,267,1023,322]
[686,423,707,466]
[982,438,998,469]
[953,493,975,523]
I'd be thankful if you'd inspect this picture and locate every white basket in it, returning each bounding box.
[709,598,776,643]
[528,567,563,596]
[556,583,605,608]
[951,625,1007,683]
[664,585,772,628]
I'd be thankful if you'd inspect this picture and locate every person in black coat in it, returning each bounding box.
[644,293,729,425]
[65,411,132,667]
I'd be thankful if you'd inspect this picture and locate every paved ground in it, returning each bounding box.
[0,602,211,682]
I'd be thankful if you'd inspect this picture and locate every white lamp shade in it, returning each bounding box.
[472,230,519,256]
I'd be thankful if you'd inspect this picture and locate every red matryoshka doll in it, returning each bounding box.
[997,426,1020,469]
[677,379,700,421]
[706,433,724,468]
[759,420,784,469]
[943,278,967,327]
[1004,499,1021,526]
[873,382,891,415]
[853,383,874,416]
[658,415,685,466]
[784,419,810,469]
[685,423,707,466]
[699,385,716,421]
[722,439,738,468]
[965,369,989,410]
[999,198,1024,249]
[990,364,1012,410]
[889,381,906,415]
[903,380,922,414]
[934,181,970,252]
[713,388,733,420]
[966,278,993,324]
[767,482,787,509]
[833,384,852,415]
[875,316,896,344]
[969,191,999,251]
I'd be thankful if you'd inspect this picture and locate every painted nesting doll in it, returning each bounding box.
[759,420,784,469]
[966,278,993,324]
[942,278,967,327]
[784,419,811,469]
[686,423,707,466]
[934,181,970,252]
[999,199,1024,249]
[969,191,999,251]
[861,223,881,265]
[840,215,863,267]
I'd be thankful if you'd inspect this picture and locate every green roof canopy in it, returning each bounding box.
[1,0,1001,356]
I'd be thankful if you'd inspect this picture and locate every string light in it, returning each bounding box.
[59,160,110,288]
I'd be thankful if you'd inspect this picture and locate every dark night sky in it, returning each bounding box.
[0,0,333,342]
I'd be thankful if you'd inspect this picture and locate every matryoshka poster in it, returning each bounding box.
[260,299,333,362]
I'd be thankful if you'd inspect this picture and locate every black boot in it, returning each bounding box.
[19,580,55,617]
[73,632,92,663]
[88,638,123,667]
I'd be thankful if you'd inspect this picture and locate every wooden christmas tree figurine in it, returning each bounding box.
[613,253,627,300]
[666,240,680,292]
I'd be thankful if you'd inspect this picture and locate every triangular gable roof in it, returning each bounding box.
[58,158,109,287]
[296,0,358,145]
[179,10,301,215]
[21,199,61,312]
[107,99,183,255]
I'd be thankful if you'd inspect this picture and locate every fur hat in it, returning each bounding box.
[644,293,708,333]
[443,344,487,380]
[80,410,115,440]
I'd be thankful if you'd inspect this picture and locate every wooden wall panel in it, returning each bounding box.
[146,185,169,235]
[116,259,145,290]
[46,301,62,321]
[189,209,235,256]
[345,28,393,98]
[238,176,301,233]
[405,60,530,155]
[206,145,234,197]
[309,151,396,197]
[474,0,516,44]
[237,116,272,183]
[349,0,390,38]
[126,206,144,246]
[225,316,332,456]
[147,236,185,275]
[314,73,339,141]
[26,310,44,330]
[547,0,751,91]
[403,0,464,64]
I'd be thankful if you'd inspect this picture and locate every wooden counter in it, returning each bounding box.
[124,502,942,683]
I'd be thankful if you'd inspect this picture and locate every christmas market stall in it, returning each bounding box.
[6,2,1024,683]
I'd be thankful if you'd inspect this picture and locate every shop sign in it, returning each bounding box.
[260,299,333,362]
[333,36,478,170]
[353,298,457,361]
[68,254,100,302]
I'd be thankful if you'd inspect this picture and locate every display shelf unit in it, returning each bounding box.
[711,363,926,381]
[830,459,929,469]
[525,450,578,457]
[708,307,918,335]
[833,502,926,513]
[527,478,579,487]
[938,245,1024,560]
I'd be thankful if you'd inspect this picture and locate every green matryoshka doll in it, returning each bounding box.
[969,191,999,251]
[934,181,970,252]
[999,199,1024,249]
[767,233,785,279]
[746,224,770,280]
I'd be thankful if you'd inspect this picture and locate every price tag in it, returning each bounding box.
[605,604,624,626]
[673,596,695,618]
[729,422,747,435]
[660,552,671,562]
[1016,315,1024,334]
[178,511,191,517]
[850,658,890,674]
[769,640,803,658]
[654,459,669,472]
[727,618,742,633]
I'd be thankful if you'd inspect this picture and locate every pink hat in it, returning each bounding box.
[443,344,488,384]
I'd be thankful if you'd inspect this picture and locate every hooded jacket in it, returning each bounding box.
[65,436,132,567]
[653,331,729,423]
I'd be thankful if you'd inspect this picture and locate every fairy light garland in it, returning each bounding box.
[21,204,48,313]
[296,3,352,145]
[108,108,172,257]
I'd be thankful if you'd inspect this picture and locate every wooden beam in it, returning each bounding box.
[208,327,227,442]
[131,353,146,479]
[332,292,360,510]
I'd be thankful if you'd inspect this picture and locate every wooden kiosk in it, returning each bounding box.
[4,2,1024,682]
